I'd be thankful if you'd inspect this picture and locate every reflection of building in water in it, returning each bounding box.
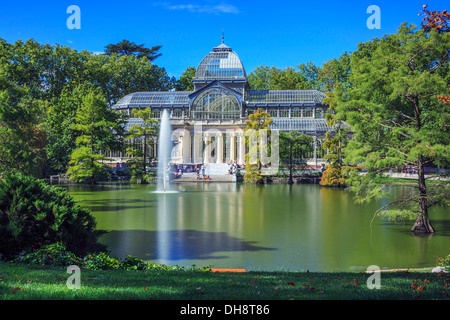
[111,39,349,165]
[155,184,246,263]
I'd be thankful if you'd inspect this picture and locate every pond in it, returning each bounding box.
[67,182,449,272]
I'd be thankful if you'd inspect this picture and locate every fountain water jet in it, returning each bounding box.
[156,109,174,193]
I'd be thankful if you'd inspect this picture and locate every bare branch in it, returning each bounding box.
[393,110,415,121]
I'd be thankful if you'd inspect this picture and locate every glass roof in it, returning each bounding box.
[194,43,247,81]
[114,91,192,108]
[271,118,349,133]
[248,90,327,105]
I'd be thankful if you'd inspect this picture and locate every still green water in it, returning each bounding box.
[67,182,449,272]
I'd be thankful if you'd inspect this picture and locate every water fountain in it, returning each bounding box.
[156,109,174,193]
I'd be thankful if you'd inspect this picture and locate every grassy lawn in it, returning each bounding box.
[1,262,449,300]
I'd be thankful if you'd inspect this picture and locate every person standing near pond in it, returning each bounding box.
[201,164,205,176]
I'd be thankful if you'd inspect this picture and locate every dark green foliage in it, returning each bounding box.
[66,86,127,185]
[15,242,211,272]
[0,173,105,258]
[104,39,163,62]
[17,242,79,266]
[0,37,175,179]
[248,54,351,92]
[175,66,196,91]
[81,251,121,270]
[0,74,47,177]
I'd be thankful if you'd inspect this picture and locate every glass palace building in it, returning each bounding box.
[112,40,344,166]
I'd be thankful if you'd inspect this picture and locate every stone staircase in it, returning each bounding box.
[204,163,231,176]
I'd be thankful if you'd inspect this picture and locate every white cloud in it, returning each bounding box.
[158,2,240,15]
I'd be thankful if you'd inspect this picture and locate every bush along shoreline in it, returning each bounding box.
[8,242,212,272]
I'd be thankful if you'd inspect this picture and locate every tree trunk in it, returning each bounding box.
[141,133,148,184]
[410,96,434,234]
[288,143,293,184]
[411,158,435,233]
[89,113,96,186]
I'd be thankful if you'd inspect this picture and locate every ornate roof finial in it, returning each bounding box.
[221,26,224,44]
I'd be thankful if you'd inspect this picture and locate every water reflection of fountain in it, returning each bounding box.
[156,109,176,193]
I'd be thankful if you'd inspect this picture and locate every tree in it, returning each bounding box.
[319,94,353,188]
[248,65,309,90]
[297,61,322,90]
[244,108,273,183]
[319,52,351,93]
[280,131,313,184]
[336,21,450,233]
[104,39,162,61]
[320,127,353,188]
[44,84,96,175]
[125,108,159,183]
[87,53,174,106]
[67,87,126,185]
[0,37,176,177]
[0,74,47,178]
[248,60,347,92]
[175,66,196,91]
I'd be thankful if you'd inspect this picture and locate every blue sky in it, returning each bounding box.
[0,0,448,78]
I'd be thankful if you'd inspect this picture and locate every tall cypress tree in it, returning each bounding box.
[67,87,126,185]
[337,22,449,233]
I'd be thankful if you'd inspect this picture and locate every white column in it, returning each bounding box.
[176,134,183,164]
[230,132,236,162]
[182,130,191,163]
[193,131,203,163]
[204,133,211,164]
[238,131,245,165]
[216,132,223,163]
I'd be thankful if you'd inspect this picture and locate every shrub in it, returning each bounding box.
[319,165,355,187]
[17,242,80,266]
[81,251,121,270]
[244,168,264,184]
[121,255,149,271]
[0,173,105,258]
[13,242,214,271]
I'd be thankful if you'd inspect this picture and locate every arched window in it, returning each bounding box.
[246,108,255,117]
[192,88,240,120]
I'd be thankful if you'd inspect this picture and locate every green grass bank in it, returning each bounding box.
[1,261,448,300]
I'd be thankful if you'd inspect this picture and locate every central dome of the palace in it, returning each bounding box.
[194,42,247,81]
